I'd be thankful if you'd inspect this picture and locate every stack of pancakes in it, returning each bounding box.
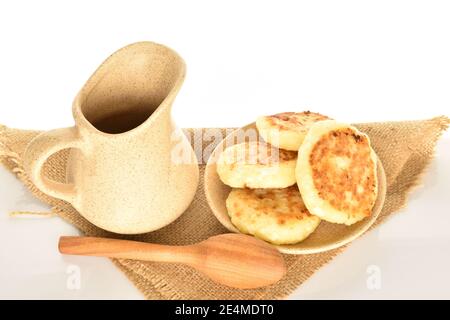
[217,112,378,245]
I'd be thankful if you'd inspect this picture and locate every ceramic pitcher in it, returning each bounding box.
[23,42,199,234]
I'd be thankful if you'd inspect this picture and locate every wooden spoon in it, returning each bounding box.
[58,233,286,289]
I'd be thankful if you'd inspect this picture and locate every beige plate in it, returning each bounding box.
[204,123,387,254]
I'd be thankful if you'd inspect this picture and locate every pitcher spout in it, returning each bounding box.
[72,41,186,136]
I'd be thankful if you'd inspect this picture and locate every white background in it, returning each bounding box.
[0,0,449,299]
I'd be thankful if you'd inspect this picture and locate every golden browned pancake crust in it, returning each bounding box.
[256,111,331,151]
[296,120,378,225]
[226,186,321,244]
[310,128,376,217]
[217,141,297,188]
[267,111,330,131]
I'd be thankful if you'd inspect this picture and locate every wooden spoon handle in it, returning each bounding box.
[58,236,200,265]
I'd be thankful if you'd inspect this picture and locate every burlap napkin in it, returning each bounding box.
[0,117,448,299]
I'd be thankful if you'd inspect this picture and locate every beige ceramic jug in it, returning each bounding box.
[23,42,199,234]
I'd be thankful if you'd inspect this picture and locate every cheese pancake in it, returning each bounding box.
[226,187,321,245]
[217,141,297,188]
[256,111,331,151]
[296,120,378,225]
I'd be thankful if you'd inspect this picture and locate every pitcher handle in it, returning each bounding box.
[23,127,82,203]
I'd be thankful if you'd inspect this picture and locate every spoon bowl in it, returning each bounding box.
[195,233,286,289]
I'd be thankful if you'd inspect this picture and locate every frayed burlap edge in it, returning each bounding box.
[377,116,449,221]
[371,115,449,228]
